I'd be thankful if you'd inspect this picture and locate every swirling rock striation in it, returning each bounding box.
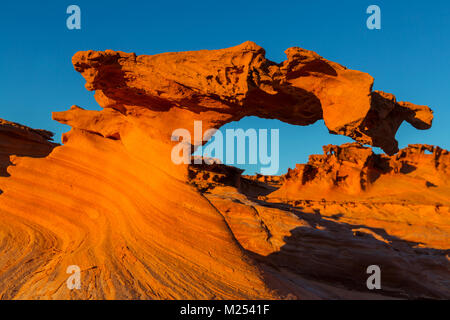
[0,42,447,299]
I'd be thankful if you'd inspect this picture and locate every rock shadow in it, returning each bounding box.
[0,131,58,193]
[247,199,450,299]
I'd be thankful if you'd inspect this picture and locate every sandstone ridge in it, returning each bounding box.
[0,43,447,300]
[272,143,450,197]
[189,144,450,299]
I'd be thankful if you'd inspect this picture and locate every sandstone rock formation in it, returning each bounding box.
[0,119,57,177]
[0,42,447,299]
[189,144,450,299]
[70,41,432,155]
[271,143,450,197]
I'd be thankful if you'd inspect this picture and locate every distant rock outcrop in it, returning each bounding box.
[0,119,57,176]
[271,143,450,198]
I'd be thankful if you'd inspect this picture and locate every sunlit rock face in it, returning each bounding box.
[0,119,58,178]
[190,144,450,299]
[0,43,447,300]
[271,143,450,197]
[70,41,432,154]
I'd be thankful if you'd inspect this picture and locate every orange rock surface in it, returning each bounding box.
[189,146,450,299]
[0,119,57,177]
[273,143,450,198]
[0,42,447,299]
[70,41,432,154]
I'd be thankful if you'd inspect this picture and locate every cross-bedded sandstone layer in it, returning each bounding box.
[0,43,447,299]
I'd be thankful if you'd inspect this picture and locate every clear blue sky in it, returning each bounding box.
[1,1,449,175]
